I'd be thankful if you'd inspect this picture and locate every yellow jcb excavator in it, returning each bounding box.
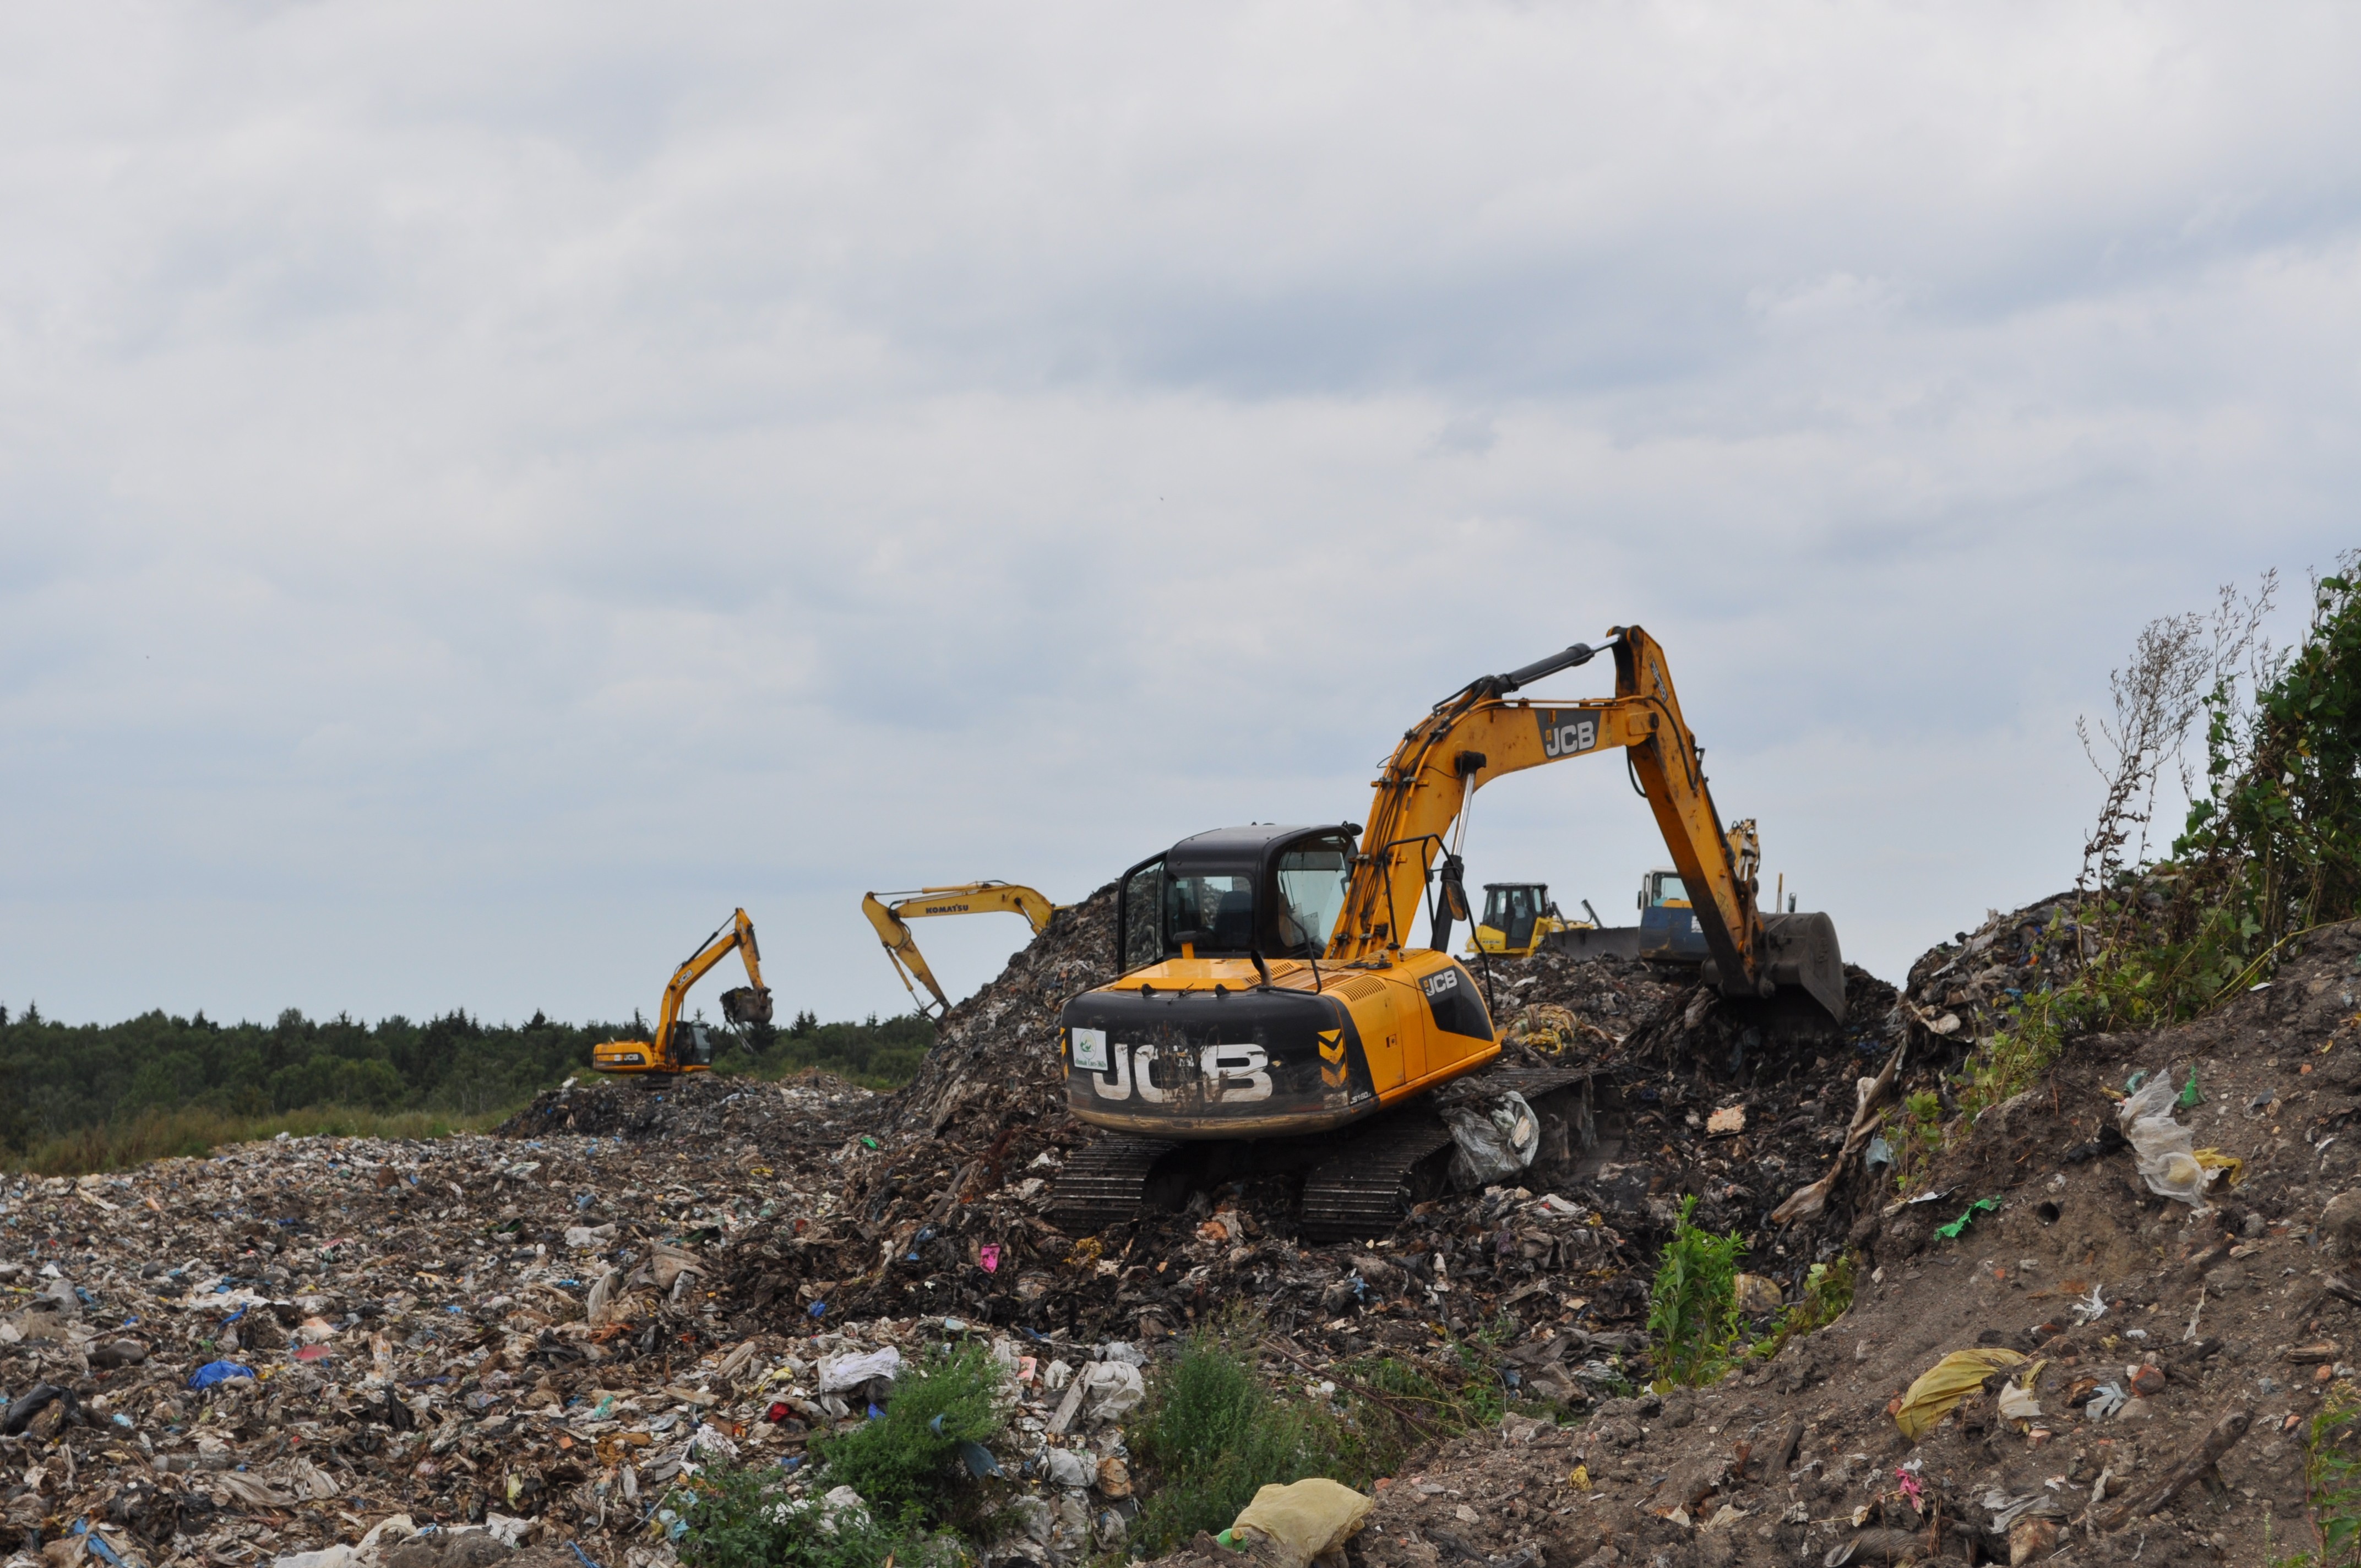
[592,908,774,1077]
[862,884,1064,1016]
[1050,626,1844,1235]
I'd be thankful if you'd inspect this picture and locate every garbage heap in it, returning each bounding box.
[1288,918,2361,1568]
[0,901,1940,1568]
[0,1074,886,1568]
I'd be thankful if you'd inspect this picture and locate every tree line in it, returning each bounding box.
[0,1002,934,1153]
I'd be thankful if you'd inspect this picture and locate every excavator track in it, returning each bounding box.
[1052,1067,1597,1239]
[1047,1138,1179,1233]
[1299,1065,1593,1242]
[1299,1114,1457,1243]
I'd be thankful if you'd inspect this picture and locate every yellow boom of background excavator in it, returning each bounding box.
[592,908,774,1077]
[862,884,1065,1016]
[1050,627,1845,1235]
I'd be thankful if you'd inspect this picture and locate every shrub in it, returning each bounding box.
[1646,1195,1744,1388]
[668,1462,963,1568]
[1130,1327,1320,1554]
[811,1342,1008,1517]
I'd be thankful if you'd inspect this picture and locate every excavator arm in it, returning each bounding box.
[1331,626,1841,1017]
[863,883,1061,1017]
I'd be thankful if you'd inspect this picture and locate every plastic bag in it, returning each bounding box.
[1891,1348,2027,1440]
[1078,1359,1145,1420]
[1440,1091,1540,1188]
[187,1360,258,1391]
[1225,1478,1374,1567]
[816,1346,902,1394]
[2118,1074,2210,1206]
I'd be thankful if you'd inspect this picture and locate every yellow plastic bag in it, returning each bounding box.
[1226,1478,1374,1567]
[1892,1348,2028,1441]
[2194,1148,2244,1187]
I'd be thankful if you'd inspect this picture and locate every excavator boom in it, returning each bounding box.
[863,883,1063,1016]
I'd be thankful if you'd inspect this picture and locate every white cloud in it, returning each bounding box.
[0,1,2353,1023]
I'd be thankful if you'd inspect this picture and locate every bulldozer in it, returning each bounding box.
[1465,881,1601,957]
[591,908,774,1077]
[1048,626,1844,1237]
[862,883,1065,1017]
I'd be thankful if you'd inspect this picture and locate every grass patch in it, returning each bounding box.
[1130,1314,1571,1556]
[7,1103,512,1176]
[670,1342,1010,1568]
[667,1461,966,1568]
[2276,1383,2361,1567]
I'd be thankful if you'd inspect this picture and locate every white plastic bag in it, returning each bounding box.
[817,1346,902,1394]
[1440,1091,1540,1188]
[1078,1359,1145,1420]
[2117,1075,2207,1206]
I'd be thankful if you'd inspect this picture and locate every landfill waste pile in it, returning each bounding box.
[17,878,2238,1568]
[1896,892,2093,1061]
[1281,918,2361,1568]
[0,1075,885,1568]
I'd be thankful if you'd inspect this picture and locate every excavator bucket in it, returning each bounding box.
[1756,912,1846,1023]
[720,986,774,1027]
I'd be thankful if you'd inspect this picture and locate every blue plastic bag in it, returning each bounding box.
[187,1361,257,1391]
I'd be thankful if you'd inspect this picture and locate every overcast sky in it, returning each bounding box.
[3,3,2355,1029]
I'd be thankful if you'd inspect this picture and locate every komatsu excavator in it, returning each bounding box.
[592,908,774,1077]
[862,883,1064,1017]
[1049,627,1845,1236]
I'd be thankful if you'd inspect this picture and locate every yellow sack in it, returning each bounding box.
[1891,1348,2028,1441]
[1228,1479,1374,1567]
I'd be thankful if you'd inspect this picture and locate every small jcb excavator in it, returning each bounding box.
[1049,626,1844,1236]
[862,883,1064,1017]
[592,908,774,1077]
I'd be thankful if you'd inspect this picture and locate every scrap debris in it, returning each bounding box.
[9,892,2358,1568]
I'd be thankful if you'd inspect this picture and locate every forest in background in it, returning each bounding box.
[0,1001,932,1159]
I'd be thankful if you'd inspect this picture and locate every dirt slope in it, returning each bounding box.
[1321,922,2361,1568]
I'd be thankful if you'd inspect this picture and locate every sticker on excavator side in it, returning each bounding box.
[1070,1027,1109,1071]
[1536,709,1602,759]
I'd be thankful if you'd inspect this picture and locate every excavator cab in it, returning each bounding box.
[1116,825,1357,970]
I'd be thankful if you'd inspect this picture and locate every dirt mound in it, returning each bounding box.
[1345,919,2361,1568]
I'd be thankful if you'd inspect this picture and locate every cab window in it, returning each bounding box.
[1275,837,1351,956]
[1167,872,1256,952]
[1119,859,1166,971]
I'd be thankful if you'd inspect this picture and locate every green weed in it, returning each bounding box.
[1748,1256,1857,1364]
[1646,1195,1744,1389]
[1129,1325,1321,1554]
[2295,1385,2361,1566]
